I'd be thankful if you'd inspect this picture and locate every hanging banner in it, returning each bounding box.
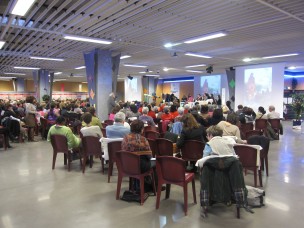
[84,51,96,106]
[170,82,180,98]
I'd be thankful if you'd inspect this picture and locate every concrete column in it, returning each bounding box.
[33,70,53,102]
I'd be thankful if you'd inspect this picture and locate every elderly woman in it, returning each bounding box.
[121,120,152,173]
[24,96,38,142]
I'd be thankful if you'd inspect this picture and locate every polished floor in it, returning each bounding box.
[0,121,303,228]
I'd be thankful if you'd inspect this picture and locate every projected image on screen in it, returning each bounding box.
[126,78,138,94]
[200,75,221,95]
[244,67,272,106]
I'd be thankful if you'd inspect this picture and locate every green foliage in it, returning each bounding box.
[292,93,304,120]
[42,94,50,102]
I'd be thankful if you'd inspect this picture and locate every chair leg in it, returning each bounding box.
[116,174,123,200]
[259,169,263,187]
[82,156,87,173]
[64,154,67,165]
[165,184,171,199]
[67,152,71,172]
[237,206,240,219]
[151,172,156,196]
[183,184,188,216]
[192,179,197,204]
[265,156,269,176]
[254,169,257,187]
[156,181,162,209]
[89,155,93,168]
[140,176,145,205]
[101,157,104,174]
[108,161,113,183]
[52,152,57,169]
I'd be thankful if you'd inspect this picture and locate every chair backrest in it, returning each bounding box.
[101,128,107,138]
[147,138,157,157]
[240,122,254,132]
[268,119,280,130]
[144,130,160,140]
[181,140,205,161]
[233,145,257,168]
[108,141,122,162]
[116,151,141,175]
[104,120,114,125]
[245,130,262,140]
[101,123,108,128]
[156,138,173,156]
[255,119,268,130]
[144,125,158,133]
[82,136,102,156]
[50,134,69,153]
[156,156,186,183]
[247,135,270,159]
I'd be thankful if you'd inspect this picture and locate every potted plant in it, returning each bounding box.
[291,93,304,129]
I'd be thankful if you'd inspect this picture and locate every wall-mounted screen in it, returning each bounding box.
[200,75,221,95]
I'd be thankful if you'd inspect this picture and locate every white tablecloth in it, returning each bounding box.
[99,137,123,160]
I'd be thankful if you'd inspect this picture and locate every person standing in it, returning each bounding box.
[107,92,117,115]
[24,96,38,142]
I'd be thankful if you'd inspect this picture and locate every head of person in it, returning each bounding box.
[170,105,177,113]
[237,104,243,110]
[181,113,200,131]
[111,105,121,114]
[177,107,184,115]
[88,107,96,116]
[114,112,125,123]
[163,106,170,114]
[142,107,149,115]
[212,108,224,120]
[201,105,209,114]
[109,92,115,98]
[206,125,223,140]
[222,105,229,114]
[130,104,138,113]
[226,101,232,110]
[184,104,190,110]
[25,96,35,104]
[56,116,66,125]
[269,105,275,112]
[258,106,266,114]
[147,104,152,112]
[82,112,92,125]
[226,113,239,125]
[130,120,145,134]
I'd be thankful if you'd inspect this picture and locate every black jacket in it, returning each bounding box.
[176,125,207,148]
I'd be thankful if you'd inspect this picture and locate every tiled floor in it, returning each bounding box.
[0,121,303,228]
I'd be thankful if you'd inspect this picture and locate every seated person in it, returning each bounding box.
[256,106,267,119]
[47,116,81,150]
[82,107,102,128]
[203,125,236,157]
[267,105,280,119]
[80,113,102,138]
[139,107,156,126]
[106,112,130,138]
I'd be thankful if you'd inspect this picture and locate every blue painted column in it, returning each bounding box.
[16,78,25,92]
[32,70,53,102]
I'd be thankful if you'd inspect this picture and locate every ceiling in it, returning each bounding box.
[0,0,304,82]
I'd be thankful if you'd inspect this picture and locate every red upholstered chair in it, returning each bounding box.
[239,123,254,140]
[144,125,158,133]
[245,130,262,140]
[107,141,122,183]
[155,138,174,156]
[147,138,158,158]
[268,119,281,139]
[101,128,107,138]
[116,151,156,205]
[255,119,268,137]
[50,134,73,171]
[156,156,197,216]
[104,120,114,125]
[181,140,205,163]
[0,127,8,150]
[82,136,104,173]
[144,130,160,140]
[101,123,108,128]
[233,145,262,187]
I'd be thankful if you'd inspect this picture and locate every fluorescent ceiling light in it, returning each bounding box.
[124,64,147,68]
[145,74,160,77]
[11,0,36,16]
[185,64,206,68]
[164,43,181,48]
[63,34,112,45]
[14,66,40,70]
[243,58,254,62]
[184,32,227,44]
[164,79,194,83]
[82,82,88,84]
[75,66,86,70]
[120,55,131,59]
[4,72,26,75]
[0,77,16,80]
[30,56,64,61]
[262,53,299,59]
[54,72,62,75]
[288,66,296,70]
[185,52,212,58]
[186,70,204,73]
[163,67,169,72]
[0,41,5,49]
[139,71,153,73]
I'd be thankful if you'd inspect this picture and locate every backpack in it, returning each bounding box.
[246,186,265,208]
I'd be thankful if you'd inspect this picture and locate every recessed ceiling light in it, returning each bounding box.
[124,64,147,68]
[163,67,169,72]
[243,58,254,62]
[0,41,5,49]
[63,34,112,45]
[54,72,62,75]
[120,55,131,59]
[287,66,296,70]
[262,53,299,59]
[75,66,86,70]
[10,0,36,16]
[4,72,26,75]
[184,32,227,44]
[185,52,212,58]
[14,66,40,70]
[185,64,206,68]
[186,70,204,73]
[163,43,181,48]
[30,56,64,61]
